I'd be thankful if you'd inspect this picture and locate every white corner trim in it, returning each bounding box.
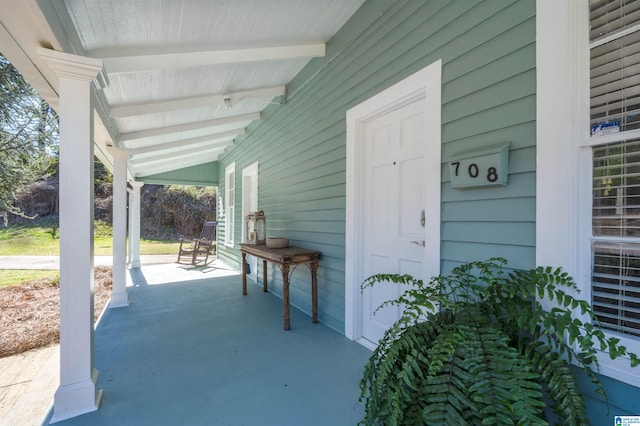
[535,0,588,278]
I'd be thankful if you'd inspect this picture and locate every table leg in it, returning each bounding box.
[262,260,268,292]
[282,264,290,330]
[311,261,318,323]
[242,252,247,295]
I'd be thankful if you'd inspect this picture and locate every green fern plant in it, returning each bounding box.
[359,258,639,425]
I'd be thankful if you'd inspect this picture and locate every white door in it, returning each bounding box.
[242,162,259,280]
[360,99,428,346]
[345,60,441,350]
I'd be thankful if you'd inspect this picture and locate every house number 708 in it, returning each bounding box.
[449,143,509,189]
[450,161,499,183]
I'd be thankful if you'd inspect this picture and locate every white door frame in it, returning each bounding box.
[345,60,442,343]
[242,161,259,280]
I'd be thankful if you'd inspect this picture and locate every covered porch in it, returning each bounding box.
[0,2,371,420]
[42,260,371,425]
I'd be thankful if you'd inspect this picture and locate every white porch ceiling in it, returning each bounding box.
[0,0,365,179]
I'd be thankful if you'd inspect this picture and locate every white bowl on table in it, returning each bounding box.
[266,237,289,249]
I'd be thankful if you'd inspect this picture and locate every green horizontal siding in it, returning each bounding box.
[217,0,536,333]
[442,222,535,247]
[441,242,535,272]
[440,1,535,268]
[442,121,536,158]
[443,70,535,125]
[442,197,536,222]
[442,173,536,202]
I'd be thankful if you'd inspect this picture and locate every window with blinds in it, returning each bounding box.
[592,139,640,237]
[590,0,640,134]
[225,165,235,246]
[592,243,640,337]
[590,0,640,339]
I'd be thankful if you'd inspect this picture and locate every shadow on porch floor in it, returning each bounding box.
[44,261,372,425]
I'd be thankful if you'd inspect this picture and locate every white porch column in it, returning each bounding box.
[129,181,144,269]
[127,186,134,266]
[38,48,107,423]
[108,148,130,307]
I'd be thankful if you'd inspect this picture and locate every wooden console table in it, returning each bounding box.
[240,244,320,330]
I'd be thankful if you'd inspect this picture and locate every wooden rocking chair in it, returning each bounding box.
[177,221,217,265]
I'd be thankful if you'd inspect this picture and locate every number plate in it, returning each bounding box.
[448,143,510,189]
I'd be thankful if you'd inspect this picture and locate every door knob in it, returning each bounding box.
[410,240,425,247]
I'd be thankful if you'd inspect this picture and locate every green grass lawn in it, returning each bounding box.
[0,220,180,256]
[0,220,181,286]
[0,270,59,288]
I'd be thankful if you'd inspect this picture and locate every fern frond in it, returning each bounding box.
[461,322,546,426]
[522,340,588,426]
[359,316,445,425]
[360,259,640,425]
[420,323,476,425]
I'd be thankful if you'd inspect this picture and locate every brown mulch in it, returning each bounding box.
[0,266,112,358]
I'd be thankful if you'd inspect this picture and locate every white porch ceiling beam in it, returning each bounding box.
[133,148,226,177]
[131,142,229,164]
[100,43,326,73]
[110,85,285,118]
[132,147,225,168]
[120,112,260,142]
[135,156,220,177]
[129,130,242,156]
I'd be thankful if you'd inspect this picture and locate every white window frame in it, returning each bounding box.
[224,162,235,247]
[242,161,259,280]
[536,0,640,386]
[241,161,259,245]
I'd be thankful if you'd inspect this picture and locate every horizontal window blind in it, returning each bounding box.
[591,1,640,341]
[590,28,640,132]
[593,138,640,237]
[592,242,640,338]
[590,0,640,42]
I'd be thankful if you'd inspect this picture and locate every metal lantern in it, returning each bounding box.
[244,210,266,245]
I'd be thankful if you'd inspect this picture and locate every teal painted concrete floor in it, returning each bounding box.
[43,263,372,425]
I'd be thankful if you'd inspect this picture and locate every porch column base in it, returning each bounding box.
[109,289,129,308]
[49,369,103,424]
[130,259,141,269]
